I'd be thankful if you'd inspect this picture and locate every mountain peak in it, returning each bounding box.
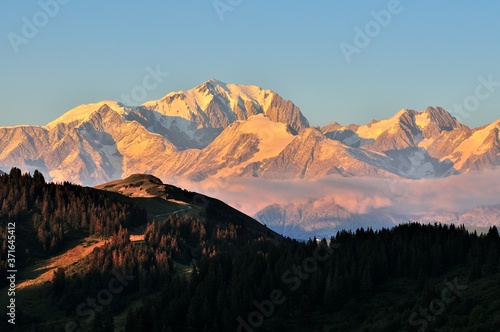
[397,108,415,116]
[141,80,309,133]
[422,106,450,119]
[196,78,229,96]
[197,78,227,89]
[418,106,466,133]
[124,173,164,185]
[95,173,166,197]
[45,100,130,129]
[205,78,226,85]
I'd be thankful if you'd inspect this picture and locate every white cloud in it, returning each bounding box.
[162,167,500,217]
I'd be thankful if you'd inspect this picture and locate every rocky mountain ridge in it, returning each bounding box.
[1,80,498,185]
[1,80,499,237]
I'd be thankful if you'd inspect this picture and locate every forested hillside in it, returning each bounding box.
[0,168,146,287]
[1,169,499,331]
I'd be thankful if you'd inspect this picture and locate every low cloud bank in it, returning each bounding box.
[163,168,500,217]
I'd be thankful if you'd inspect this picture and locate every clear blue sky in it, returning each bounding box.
[1,0,499,128]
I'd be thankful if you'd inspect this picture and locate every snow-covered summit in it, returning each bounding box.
[141,79,309,133]
[0,79,498,185]
[45,100,132,129]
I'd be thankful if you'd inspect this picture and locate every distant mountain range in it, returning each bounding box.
[255,200,500,239]
[1,79,499,237]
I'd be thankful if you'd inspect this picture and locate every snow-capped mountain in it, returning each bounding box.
[255,201,500,239]
[254,200,396,239]
[1,102,177,185]
[0,81,498,185]
[141,79,309,143]
[322,107,500,178]
[155,114,297,180]
[0,79,499,236]
[323,107,465,151]
[0,80,310,185]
